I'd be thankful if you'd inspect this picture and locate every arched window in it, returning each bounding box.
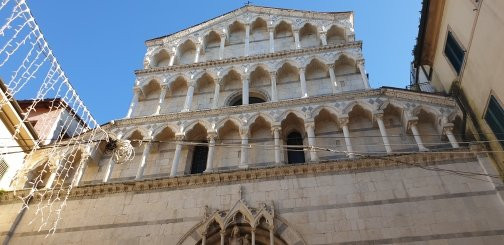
[286,131,305,164]
[228,92,267,106]
[190,141,208,174]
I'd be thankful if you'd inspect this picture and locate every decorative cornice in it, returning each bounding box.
[112,88,456,127]
[145,5,353,46]
[0,148,475,204]
[135,42,362,76]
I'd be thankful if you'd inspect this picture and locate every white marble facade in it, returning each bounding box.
[6,5,504,245]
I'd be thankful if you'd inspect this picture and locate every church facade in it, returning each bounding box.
[2,5,504,245]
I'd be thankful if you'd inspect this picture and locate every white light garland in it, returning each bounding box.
[0,0,134,236]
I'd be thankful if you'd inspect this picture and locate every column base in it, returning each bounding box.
[238,164,249,169]
[181,109,190,112]
[203,169,214,173]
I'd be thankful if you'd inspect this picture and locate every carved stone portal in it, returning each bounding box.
[177,199,306,245]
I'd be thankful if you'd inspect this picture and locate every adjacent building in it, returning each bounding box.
[2,5,504,245]
[0,80,38,191]
[412,0,504,173]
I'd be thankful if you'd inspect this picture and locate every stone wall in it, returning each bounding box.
[2,153,504,244]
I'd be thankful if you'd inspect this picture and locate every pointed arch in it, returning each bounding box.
[152,48,171,67]
[247,113,276,127]
[310,105,342,119]
[183,120,213,134]
[176,39,197,65]
[152,124,179,140]
[215,117,243,132]
[343,101,376,115]
[326,24,346,44]
[299,22,321,48]
[278,109,306,122]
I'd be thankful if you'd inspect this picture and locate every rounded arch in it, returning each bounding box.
[343,101,376,115]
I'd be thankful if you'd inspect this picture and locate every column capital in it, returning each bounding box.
[338,117,349,126]
[207,131,217,140]
[239,127,250,138]
[133,86,142,93]
[327,63,335,69]
[374,112,384,120]
[319,31,327,36]
[188,80,196,88]
[219,33,227,38]
[442,123,454,134]
[407,119,418,129]
[220,230,226,236]
[305,121,315,129]
[299,67,305,72]
[271,125,281,134]
[269,70,277,77]
[357,59,365,66]
[268,26,275,32]
[251,227,257,233]
[175,133,185,141]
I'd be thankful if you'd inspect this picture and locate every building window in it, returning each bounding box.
[0,158,8,180]
[286,131,305,164]
[190,142,208,174]
[444,31,465,74]
[484,95,504,148]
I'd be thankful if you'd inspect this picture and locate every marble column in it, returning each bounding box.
[220,230,225,245]
[182,81,195,112]
[205,133,217,172]
[201,233,206,245]
[194,43,201,63]
[272,126,281,164]
[320,31,328,45]
[269,228,274,245]
[219,34,226,60]
[154,84,168,115]
[126,87,140,118]
[103,132,123,183]
[339,117,355,159]
[293,30,301,49]
[268,27,275,53]
[444,125,460,148]
[45,159,60,189]
[251,227,256,245]
[328,63,338,94]
[73,150,91,186]
[409,120,429,152]
[242,77,249,105]
[244,24,250,56]
[170,134,185,177]
[305,122,319,162]
[239,127,249,168]
[135,139,152,180]
[270,71,278,102]
[375,113,392,154]
[358,61,371,89]
[169,48,176,66]
[299,67,308,98]
[212,79,222,109]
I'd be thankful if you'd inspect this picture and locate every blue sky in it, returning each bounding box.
[26,0,421,124]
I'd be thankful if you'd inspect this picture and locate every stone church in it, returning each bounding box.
[2,5,504,245]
